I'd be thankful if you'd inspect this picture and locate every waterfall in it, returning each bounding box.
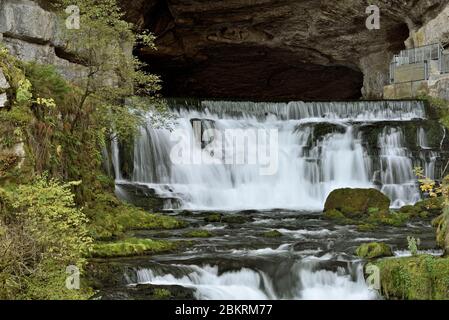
[112,100,446,211]
[378,127,421,208]
[130,261,377,300]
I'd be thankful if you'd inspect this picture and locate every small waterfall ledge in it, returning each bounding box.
[111,100,449,211]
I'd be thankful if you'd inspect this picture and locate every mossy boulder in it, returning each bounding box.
[324,188,390,218]
[355,242,393,259]
[370,255,449,300]
[413,197,443,217]
[262,230,283,238]
[204,213,222,223]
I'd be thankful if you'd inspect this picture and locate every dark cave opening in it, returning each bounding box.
[140,45,364,101]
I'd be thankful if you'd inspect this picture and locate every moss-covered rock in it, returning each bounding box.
[222,215,253,224]
[262,230,283,238]
[355,242,393,259]
[324,188,390,218]
[86,192,186,240]
[370,255,449,300]
[413,197,444,216]
[204,213,222,223]
[184,230,213,238]
[89,238,179,258]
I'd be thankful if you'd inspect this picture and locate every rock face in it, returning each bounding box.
[0,68,9,108]
[0,0,87,80]
[121,0,449,100]
[324,188,390,218]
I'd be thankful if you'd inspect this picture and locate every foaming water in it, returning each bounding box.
[131,261,377,300]
[112,100,444,210]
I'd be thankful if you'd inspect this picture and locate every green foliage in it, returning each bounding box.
[407,236,421,256]
[373,255,449,300]
[0,175,92,299]
[89,238,178,258]
[324,188,390,218]
[54,0,166,142]
[355,242,393,259]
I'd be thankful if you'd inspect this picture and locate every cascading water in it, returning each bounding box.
[112,100,447,210]
[100,100,449,301]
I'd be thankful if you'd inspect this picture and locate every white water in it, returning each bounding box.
[132,262,377,300]
[112,100,442,210]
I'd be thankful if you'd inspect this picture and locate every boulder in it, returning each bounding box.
[356,242,393,259]
[324,188,390,218]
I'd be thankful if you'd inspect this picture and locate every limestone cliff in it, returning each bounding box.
[121,0,449,100]
[0,0,87,80]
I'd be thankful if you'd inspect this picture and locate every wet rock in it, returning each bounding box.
[96,284,196,300]
[262,230,282,238]
[369,255,449,300]
[204,213,222,223]
[324,188,390,218]
[222,215,254,224]
[355,242,393,259]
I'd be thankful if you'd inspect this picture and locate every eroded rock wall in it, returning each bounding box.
[0,0,87,80]
[121,0,449,100]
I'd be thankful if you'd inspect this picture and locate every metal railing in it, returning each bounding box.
[392,43,443,66]
[390,43,448,83]
[442,53,449,74]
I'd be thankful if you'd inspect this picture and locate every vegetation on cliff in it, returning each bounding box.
[0,0,174,300]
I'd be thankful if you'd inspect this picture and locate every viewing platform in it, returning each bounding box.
[384,43,449,100]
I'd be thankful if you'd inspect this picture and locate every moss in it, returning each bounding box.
[324,188,390,218]
[222,215,253,224]
[262,230,283,238]
[355,242,393,259]
[413,197,443,216]
[433,211,449,255]
[357,223,377,232]
[204,213,222,223]
[184,230,213,238]
[153,288,171,299]
[86,192,186,240]
[367,210,409,227]
[89,238,179,258]
[371,255,449,300]
[324,209,347,221]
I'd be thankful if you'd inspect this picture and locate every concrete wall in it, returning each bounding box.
[393,63,427,83]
